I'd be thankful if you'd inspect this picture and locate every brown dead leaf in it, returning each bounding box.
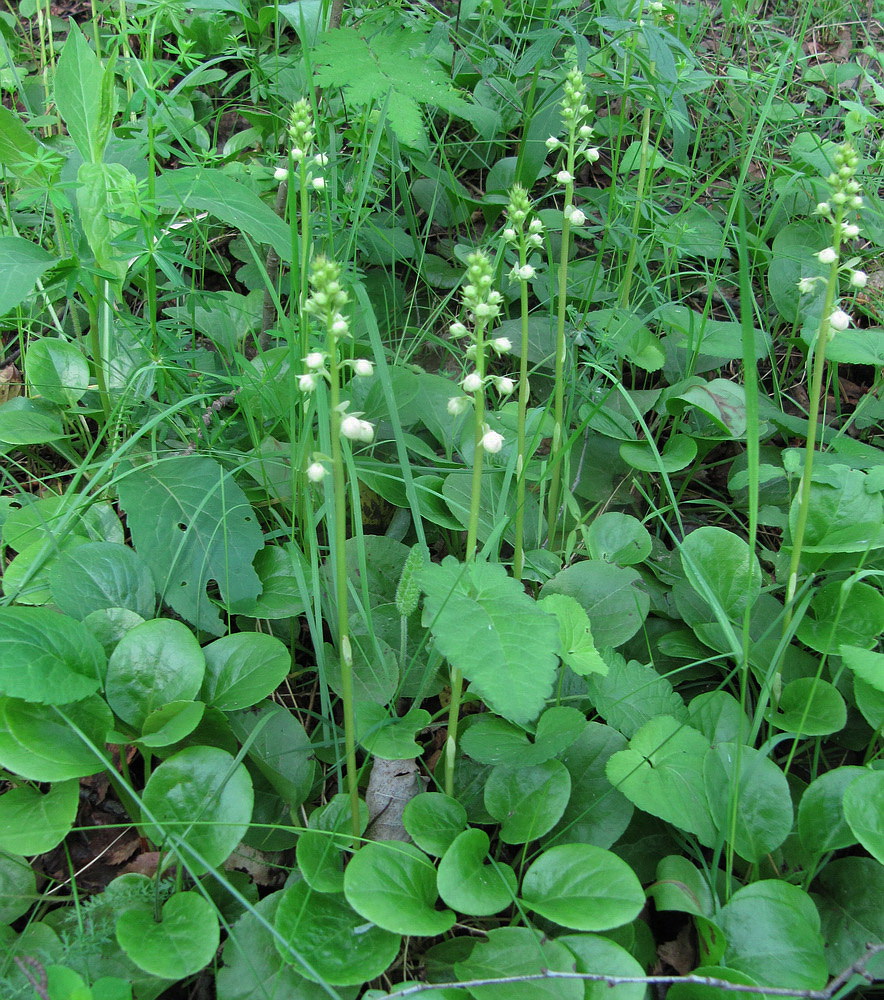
[364,757,426,842]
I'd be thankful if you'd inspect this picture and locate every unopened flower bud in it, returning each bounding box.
[481,429,504,454]
[274,166,288,181]
[841,222,860,238]
[331,315,349,337]
[503,227,517,241]
[815,201,831,214]
[817,247,838,265]
[450,322,469,338]
[311,176,325,191]
[556,170,574,184]
[528,219,544,234]
[566,206,586,226]
[828,308,851,331]
[462,372,483,393]
[545,136,562,150]
[356,419,374,443]
[307,461,327,483]
[797,277,815,294]
[299,373,318,392]
[578,124,593,139]
[291,147,305,162]
[512,263,536,281]
[584,147,600,163]
[850,270,868,288]
[496,376,515,395]
[491,337,512,354]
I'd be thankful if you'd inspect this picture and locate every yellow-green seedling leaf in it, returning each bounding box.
[141,746,253,874]
[521,844,644,931]
[798,766,866,855]
[344,841,454,936]
[437,828,516,917]
[484,760,570,845]
[105,618,204,730]
[0,606,105,704]
[274,882,400,986]
[0,850,36,924]
[116,891,219,979]
[200,632,290,712]
[0,778,78,855]
[843,770,884,865]
[539,593,607,677]
[50,542,156,621]
[402,793,468,857]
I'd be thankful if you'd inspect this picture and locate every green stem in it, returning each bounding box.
[618,103,652,310]
[512,240,531,580]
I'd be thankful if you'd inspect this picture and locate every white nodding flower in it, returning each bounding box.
[496,376,515,395]
[828,309,851,331]
[299,373,318,392]
[842,222,860,238]
[850,270,868,288]
[797,277,815,294]
[529,233,544,247]
[584,147,600,163]
[491,337,512,354]
[447,395,470,416]
[331,315,349,337]
[305,351,325,370]
[556,170,574,184]
[307,462,327,483]
[450,321,469,338]
[512,263,536,281]
[311,176,325,191]
[815,201,831,214]
[503,227,517,241]
[481,429,504,454]
[340,415,363,440]
[462,372,483,393]
[817,247,838,265]
[545,136,562,150]
[528,219,544,234]
[578,124,593,139]
[356,419,374,443]
[291,147,304,161]
[274,166,288,181]
[566,206,586,226]
[314,153,329,166]
[353,358,374,377]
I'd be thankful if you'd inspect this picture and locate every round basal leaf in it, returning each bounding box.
[0,695,111,781]
[228,701,315,808]
[0,606,105,704]
[647,855,715,917]
[796,581,884,654]
[687,691,750,745]
[3,533,91,606]
[813,857,884,980]
[137,700,205,748]
[842,769,884,864]
[521,844,644,931]
[455,926,584,1000]
[105,618,205,729]
[484,760,570,844]
[797,766,866,855]
[82,607,145,656]
[544,722,633,850]
[540,561,649,648]
[606,716,717,846]
[854,676,884,732]
[461,707,585,766]
[49,542,156,621]
[0,397,63,446]
[116,891,220,979]
[141,745,253,873]
[620,433,697,473]
[560,933,647,1000]
[437,828,517,916]
[355,704,431,759]
[717,880,827,989]
[703,743,792,862]
[0,850,36,924]
[296,794,368,893]
[274,882,400,986]
[402,793,467,856]
[25,338,90,406]
[587,512,652,566]
[344,841,454,936]
[768,221,828,323]
[840,644,884,693]
[230,544,308,620]
[0,778,79,855]
[200,632,291,712]
[679,526,761,622]
[666,966,767,1000]
[770,677,847,736]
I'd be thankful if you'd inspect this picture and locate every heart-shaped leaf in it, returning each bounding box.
[0,779,79,855]
[402,793,468,856]
[437,828,516,916]
[116,891,219,979]
[200,632,291,712]
[484,760,570,844]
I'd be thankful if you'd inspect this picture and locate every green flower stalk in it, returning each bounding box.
[443,251,505,795]
[544,66,598,547]
[783,143,864,645]
[503,185,544,579]
[301,257,375,839]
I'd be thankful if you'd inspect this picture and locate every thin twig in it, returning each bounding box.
[381,942,884,1000]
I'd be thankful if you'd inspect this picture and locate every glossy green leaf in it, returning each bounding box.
[843,770,884,864]
[231,544,307,620]
[274,882,400,985]
[437,828,517,916]
[666,966,766,1000]
[680,526,761,621]
[461,707,585,766]
[687,691,750,745]
[137,700,205,748]
[0,606,105,704]
[0,397,64,446]
[141,746,253,873]
[117,456,263,636]
[50,542,156,621]
[200,633,290,712]
[344,841,454,935]
[0,238,57,315]
[3,533,89,605]
[54,22,115,162]
[854,675,884,732]
[116,891,220,979]
[814,857,884,980]
[585,652,686,738]
[587,513,652,566]
[703,743,792,862]
[559,933,647,1000]
[0,695,111,780]
[0,850,35,924]
[620,433,697,473]
[647,855,715,917]
[717,880,827,988]
[521,844,644,931]
[770,677,847,736]
[840,644,884,693]
[355,704,431,759]
[229,701,315,808]
[0,778,79,855]
[540,561,650,648]
[455,927,583,1000]
[296,794,367,893]
[484,760,570,844]
[606,716,717,846]
[421,557,560,726]
[797,766,866,855]
[105,618,205,729]
[538,595,607,677]
[25,339,90,406]
[796,581,884,654]
[666,379,747,439]
[402,793,467,857]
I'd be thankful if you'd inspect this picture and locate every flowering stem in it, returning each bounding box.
[512,239,531,580]
[617,101,652,310]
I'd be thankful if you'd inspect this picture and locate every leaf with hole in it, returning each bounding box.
[437,828,516,916]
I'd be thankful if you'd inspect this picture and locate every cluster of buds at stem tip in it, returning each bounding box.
[544,67,598,228]
[797,143,866,338]
[503,185,545,280]
[273,99,329,189]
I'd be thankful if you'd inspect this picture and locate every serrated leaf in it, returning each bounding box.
[420,557,560,725]
[585,653,685,738]
[117,456,263,636]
